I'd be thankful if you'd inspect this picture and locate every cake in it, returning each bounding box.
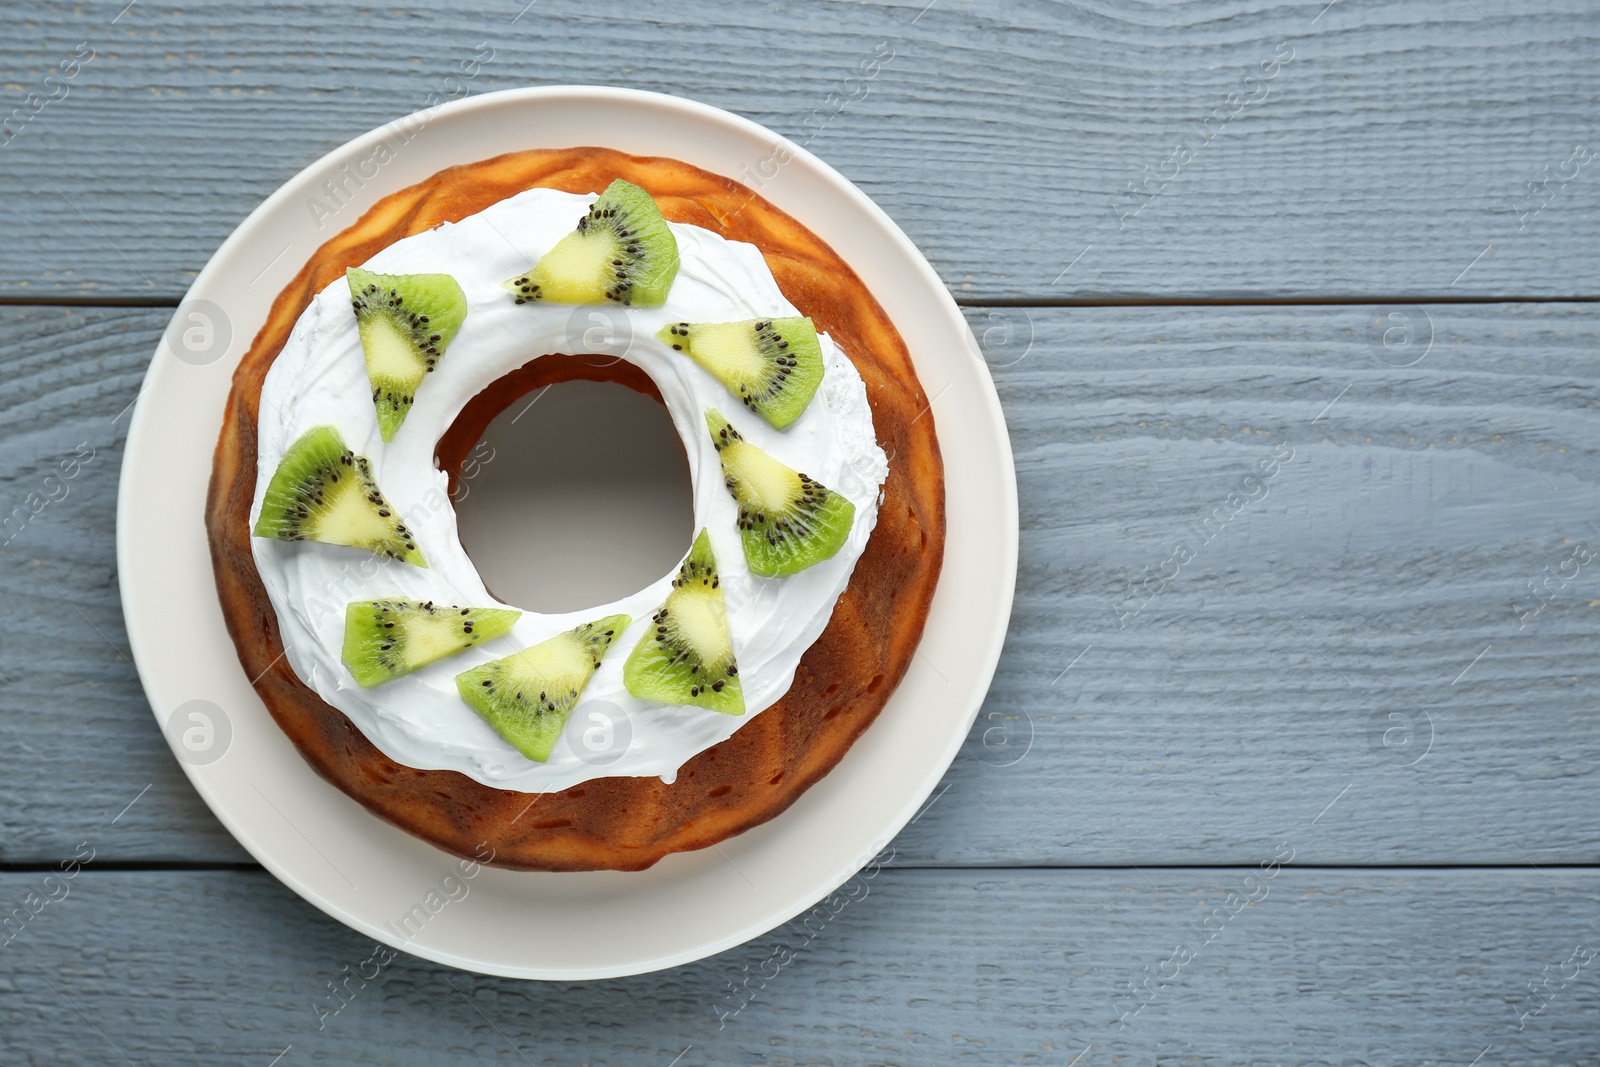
[206,147,944,871]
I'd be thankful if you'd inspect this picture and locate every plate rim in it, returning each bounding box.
[117,84,1018,979]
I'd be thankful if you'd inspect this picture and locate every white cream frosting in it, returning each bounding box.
[250,188,887,792]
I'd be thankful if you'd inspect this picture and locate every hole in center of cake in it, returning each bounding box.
[443,364,693,613]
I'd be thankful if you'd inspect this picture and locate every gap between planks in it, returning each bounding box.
[6,293,1600,311]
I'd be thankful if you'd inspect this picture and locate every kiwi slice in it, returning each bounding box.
[705,409,856,578]
[347,267,468,441]
[658,317,824,429]
[456,614,632,762]
[623,529,744,715]
[342,599,521,688]
[502,179,679,307]
[252,426,426,566]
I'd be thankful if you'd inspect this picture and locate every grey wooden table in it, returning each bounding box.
[3,1,1598,1063]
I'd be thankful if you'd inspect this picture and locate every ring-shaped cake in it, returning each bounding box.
[207,148,945,871]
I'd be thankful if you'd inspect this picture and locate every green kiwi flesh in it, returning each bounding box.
[502,179,679,307]
[658,316,823,429]
[455,614,631,762]
[252,425,426,566]
[341,599,521,688]
[347,268,468,441]
[705,409,856,577]
[623,529,744,715]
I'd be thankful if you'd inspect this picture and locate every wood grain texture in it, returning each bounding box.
[902,299,1600,865]
[2,303,1595,866]
[1,0,1597,301]
[0,868,1596,1065]
[0,305,250,864]
[3,1,1598,1053]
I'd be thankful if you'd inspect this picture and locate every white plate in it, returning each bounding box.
[117,86,1017,980]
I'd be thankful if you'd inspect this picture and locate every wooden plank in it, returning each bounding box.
[0,306,249,864]
[0,868,1595,1064]
[901,298,1600,865]
[1,0,1598,301]
[2,303,1598,866]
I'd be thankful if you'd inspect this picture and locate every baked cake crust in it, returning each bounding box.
[206,146,945,871]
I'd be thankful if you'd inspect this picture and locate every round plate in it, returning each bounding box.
[118,86,1017,980]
